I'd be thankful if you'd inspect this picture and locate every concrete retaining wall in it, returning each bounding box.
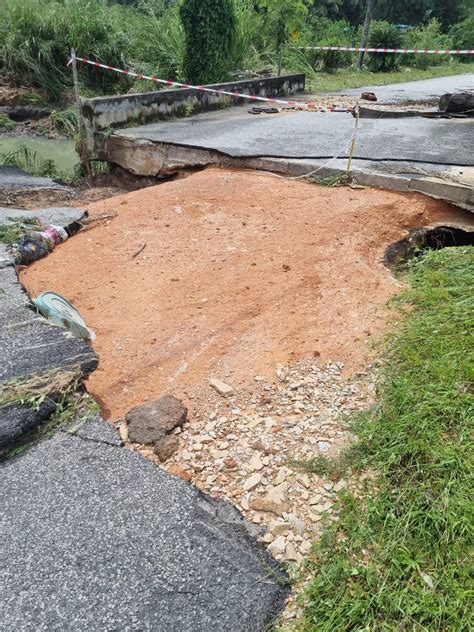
[81,74,305,131]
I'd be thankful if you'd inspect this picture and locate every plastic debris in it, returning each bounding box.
[13,235,52,265]
[9,224,68,265]
[32,291,95,341]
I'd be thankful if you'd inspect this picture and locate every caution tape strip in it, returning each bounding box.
[69,54,353,113]
[301,46,473,55]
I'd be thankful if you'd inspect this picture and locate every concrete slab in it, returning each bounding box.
[0,166,70,192]
[0,429,286,631]
[0,206,85,227]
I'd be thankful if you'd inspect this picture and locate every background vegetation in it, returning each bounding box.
[0,0,472,101]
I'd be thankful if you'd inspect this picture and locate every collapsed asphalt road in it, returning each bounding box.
[0,205,287,631]
[94,73,474,211]
[0,417,287,631]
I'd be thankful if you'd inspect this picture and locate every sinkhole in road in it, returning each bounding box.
[384,225,474,268]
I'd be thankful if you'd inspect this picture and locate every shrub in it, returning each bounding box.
[284,18,354,76]
[257,0,307,74]
[228,0,265,72]
[180,0,236,84]
[367,21,402,72]
[449,17,474,63]
[403,19,452,69]
[127,2,185,85]
[0,0,130,100]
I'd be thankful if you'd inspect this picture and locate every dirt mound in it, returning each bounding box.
[21,168,472,419]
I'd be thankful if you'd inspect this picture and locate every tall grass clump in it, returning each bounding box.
[0,145,59,177]
[0,0,130,100]
[127,2,185,86]
[367,21,402,71]
[298,247,474,631]
[228,0,266,73]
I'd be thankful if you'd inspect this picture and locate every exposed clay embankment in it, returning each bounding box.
[21,168,473,419]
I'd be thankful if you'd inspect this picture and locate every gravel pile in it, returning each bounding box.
[128,359,375,567]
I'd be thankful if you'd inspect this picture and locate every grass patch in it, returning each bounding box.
[0,216,41,244]
[297,247,474,631]
[305,61,474,93]
[289,438,368,481]
[51,106,78,137]
[0,368,80,410]
[0,114,16,130]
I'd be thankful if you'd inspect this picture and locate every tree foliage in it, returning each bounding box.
[179,0,236,83]
[373,0,469,30]
[367,21,402,70]
[257,0,307,73]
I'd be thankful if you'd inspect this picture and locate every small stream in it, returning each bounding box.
[0,135,79,175]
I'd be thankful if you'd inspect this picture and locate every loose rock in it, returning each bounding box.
[154,434,180,461]
[268,536,286,557]
[243,473,262,491]
[209,378,234,397]
[168,465,192,483]
[126,395,188,445]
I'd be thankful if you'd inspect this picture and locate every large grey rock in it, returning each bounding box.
[126,394,188,445]
[0,428,287,630]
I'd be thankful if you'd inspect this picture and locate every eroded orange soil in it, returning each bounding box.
[21,168,472,419]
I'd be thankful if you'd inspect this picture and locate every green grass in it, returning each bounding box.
[0,114,16,130]
[51,106,78,137]
[0,144,59,178]
[304,61,474,93]
[297,247,474,631]
[0,216,41,243]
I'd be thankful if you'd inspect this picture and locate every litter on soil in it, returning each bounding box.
[20,167,473,420]
[32,291,95,341]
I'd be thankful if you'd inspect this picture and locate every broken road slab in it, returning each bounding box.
[0,206,85,229]
[92,74,474,210]
[114,111,473,166]
[0,423,287,631]
[0,265,98,384]
[0,258,97,451]
[0,165,72,193]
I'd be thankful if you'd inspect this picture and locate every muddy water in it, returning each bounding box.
[0,136,79,174]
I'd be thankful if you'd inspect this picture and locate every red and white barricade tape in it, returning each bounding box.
[301,46,473,55]
[68,54,353,113]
